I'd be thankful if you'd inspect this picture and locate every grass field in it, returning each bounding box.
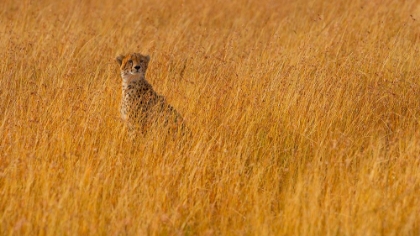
[1,0,420,235]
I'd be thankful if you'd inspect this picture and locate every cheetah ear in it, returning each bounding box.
[116,54,125,65]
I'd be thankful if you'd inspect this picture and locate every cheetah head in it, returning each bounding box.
[116,53,150,79]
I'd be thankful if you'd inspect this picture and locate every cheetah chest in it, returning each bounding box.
[121,84,159,122]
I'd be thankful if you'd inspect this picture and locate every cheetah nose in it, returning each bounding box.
[134,66,140,70]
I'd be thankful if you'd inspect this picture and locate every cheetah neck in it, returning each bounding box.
[121,73,145,88]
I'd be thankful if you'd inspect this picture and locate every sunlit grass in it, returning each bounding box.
[1,0,420,234]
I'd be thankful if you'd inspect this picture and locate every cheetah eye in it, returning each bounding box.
[128,60,133,64]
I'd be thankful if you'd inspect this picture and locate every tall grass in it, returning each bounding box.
[1,0,420,234]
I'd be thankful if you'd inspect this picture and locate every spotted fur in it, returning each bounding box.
[116,53,184,137]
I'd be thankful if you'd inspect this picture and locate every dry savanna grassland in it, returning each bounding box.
[1,0,420,235]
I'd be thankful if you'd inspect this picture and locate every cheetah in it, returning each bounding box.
[116,52,184,137]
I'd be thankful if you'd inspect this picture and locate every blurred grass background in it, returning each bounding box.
[1,0,420,234]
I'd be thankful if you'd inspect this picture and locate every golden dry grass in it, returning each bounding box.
[1,0,420,235]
